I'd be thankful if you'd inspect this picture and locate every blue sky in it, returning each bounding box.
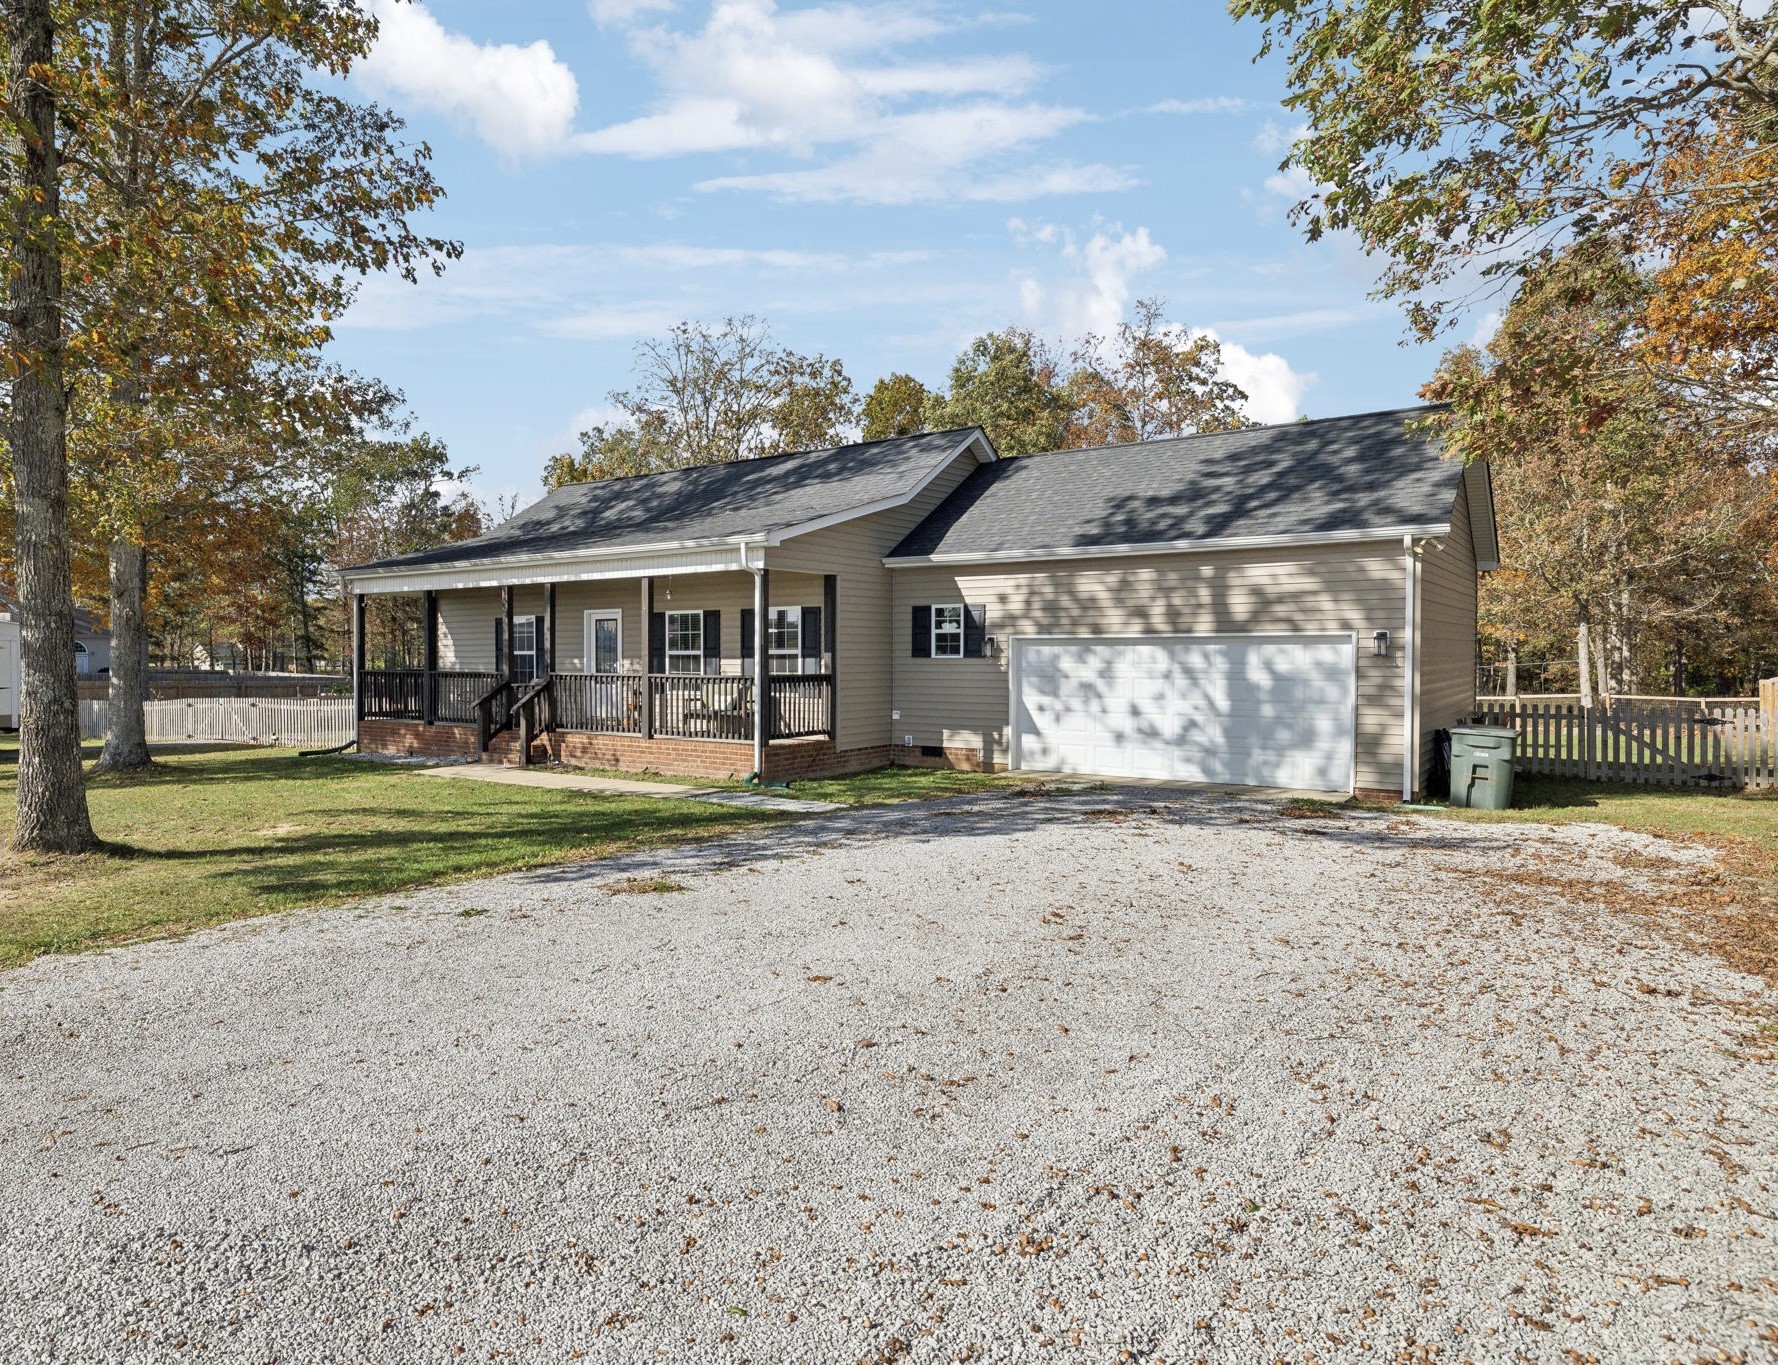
[330,0,1459,507]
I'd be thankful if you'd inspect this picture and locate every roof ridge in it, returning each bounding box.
[996,405,1445,464]
[546,426,982,492]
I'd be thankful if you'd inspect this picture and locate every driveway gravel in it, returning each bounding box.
[2,788,1773,1363]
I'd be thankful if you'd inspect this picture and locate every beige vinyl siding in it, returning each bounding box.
[891,543,1412,792]
[767,448,984,751]
[1414,479,1480,781]
[433,572,831,678]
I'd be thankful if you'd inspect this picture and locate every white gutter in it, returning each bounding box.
[883,523,1452,569]
[1402,534,1421,802]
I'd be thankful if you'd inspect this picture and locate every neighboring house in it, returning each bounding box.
[0,590,112,729]
[343,407,1497,799]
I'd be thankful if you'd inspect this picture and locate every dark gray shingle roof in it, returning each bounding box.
[889,407,1457,561]
[350,428,981,574]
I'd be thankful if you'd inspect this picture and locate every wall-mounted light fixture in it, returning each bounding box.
[1372,629,1392,657]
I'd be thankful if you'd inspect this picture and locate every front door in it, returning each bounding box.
[584,610,622,673]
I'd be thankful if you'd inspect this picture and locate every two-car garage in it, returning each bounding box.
[1011,634,1358,793]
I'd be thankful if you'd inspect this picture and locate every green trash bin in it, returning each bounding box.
[1448,724,1519,809]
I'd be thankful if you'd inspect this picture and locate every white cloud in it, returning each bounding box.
[1254,119,1308,155]
[1206,306,1376,341]
[341,240,937,333]
[1148,96,1254,115]
[578,0,1120,203]
[1012,221,1167,338]
[356,0,582,158]
[1194,328,1315,424]
[1263,164,1317,201]
[589,0,676,27]
[539,303,683,341]
[1470,308,1504,349]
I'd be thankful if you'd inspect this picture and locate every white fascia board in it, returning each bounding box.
[766,432,994,547]
[881,523,1453,568]
[344,541,758,596]
[1464,460,1502,571]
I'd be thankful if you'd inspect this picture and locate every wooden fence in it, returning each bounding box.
[1476,700,1776,789]
[79,697,356,748]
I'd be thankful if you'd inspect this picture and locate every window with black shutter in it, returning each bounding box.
[800,606,822,671]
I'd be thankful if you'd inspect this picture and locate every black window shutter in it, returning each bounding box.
[703,610,721,670]
[494,618,506,673]
[800,606,821,664]
[740,609,755,662]
[534,616,547,675]
[912,605,931,658]
[648,612,666,673]
[964,604,987,658]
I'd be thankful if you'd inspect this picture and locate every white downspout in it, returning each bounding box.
[1401,534,1419,802]
[741,544,766,780]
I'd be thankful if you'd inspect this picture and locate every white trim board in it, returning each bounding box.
[884,523,1452,568]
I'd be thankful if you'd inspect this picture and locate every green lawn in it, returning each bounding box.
[0,742,790,968]
[0,741,1024,969]
[1434,775,1778,845]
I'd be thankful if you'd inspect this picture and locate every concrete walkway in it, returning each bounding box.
[413,762,844,813]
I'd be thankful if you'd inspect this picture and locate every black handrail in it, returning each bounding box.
[474,678,516,755]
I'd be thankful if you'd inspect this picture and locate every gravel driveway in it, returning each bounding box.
[2,788,1773,1363]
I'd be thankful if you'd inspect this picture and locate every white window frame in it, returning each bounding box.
[73,641,90,676]
[767,606,803,675]
[666,610,705,675]
[510,617,539,683]
[932,603,964,659]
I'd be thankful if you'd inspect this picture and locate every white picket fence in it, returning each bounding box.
[78,696,355,748]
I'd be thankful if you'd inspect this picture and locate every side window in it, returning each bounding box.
[767,607,801,674]
[510,618,538,682]
[666,611,704,675]
[931,604,964,658]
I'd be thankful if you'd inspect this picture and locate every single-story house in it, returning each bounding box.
[0,591,112,729]
[342,406,1497,800]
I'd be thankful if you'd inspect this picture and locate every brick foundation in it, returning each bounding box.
[359,718,478,761]
[357,718,888,784]
[1354,786,1409,804]
[890,744,1008,774]
[764,741,891,782]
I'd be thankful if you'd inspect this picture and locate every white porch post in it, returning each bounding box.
[751,560,768,779]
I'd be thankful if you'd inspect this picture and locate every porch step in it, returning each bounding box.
[482,731,548,766]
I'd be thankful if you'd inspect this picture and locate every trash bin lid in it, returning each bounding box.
[1450,724,1520,740]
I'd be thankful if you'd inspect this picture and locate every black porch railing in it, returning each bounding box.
[554,672,645,734]
[434,670,502,723]
[357,669,833,742]
[650,674,754,741]
[359,668,425,720]
[768,673,832,739]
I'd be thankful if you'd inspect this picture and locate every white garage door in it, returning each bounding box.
[1013,634,1356,792]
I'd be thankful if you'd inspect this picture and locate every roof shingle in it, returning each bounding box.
[887,407,1456,561]
[349,428,980,574]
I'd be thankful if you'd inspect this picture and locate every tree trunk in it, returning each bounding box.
[95,536,152,771]
[7,0,96,854]
[1576,607,1596,711]
[1504,640,1519,699]
[1595,626,1612,712]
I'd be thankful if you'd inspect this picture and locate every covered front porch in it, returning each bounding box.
[351,563,837,780]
